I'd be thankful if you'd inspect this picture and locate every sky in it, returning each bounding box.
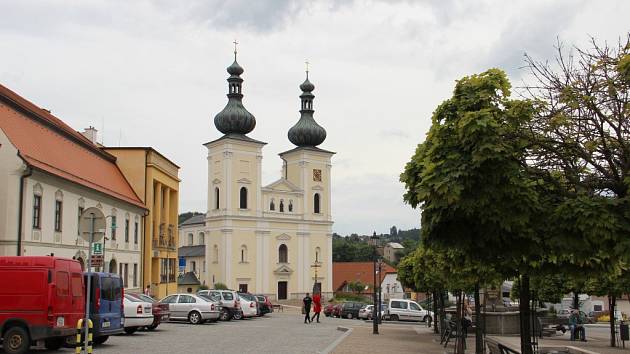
[0,0,628,236]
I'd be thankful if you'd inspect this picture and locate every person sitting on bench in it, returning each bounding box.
[569,309,586,341]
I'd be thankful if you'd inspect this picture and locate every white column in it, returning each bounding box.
[222,229,232,288]
[256,155,263,217]
[326,163,332,221]
[297,232,304,294]
[299,160,308,220]
[327,233,333,293]
[206,155,213,213]
[263,235,269,293]
[256,231,263,292]
[224,150,233,212]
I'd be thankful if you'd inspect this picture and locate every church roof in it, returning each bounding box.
[287,72,328,148]
[279,145,335,157]
[177,271,201,286]
[178,245,206,257]
[386,242,405,249]
[180,214,207,227]
[0,83,145,209]
[262,178,302,192]
[204,133,266,146]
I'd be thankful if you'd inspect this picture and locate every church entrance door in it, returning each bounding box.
[278,281,288,300]
[239,284,248,293]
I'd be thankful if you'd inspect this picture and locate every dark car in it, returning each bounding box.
[127,293,171,330]
[332,304,343,318]
[254,294,273,315]
[324,303,335,317]
[340,302,365,319]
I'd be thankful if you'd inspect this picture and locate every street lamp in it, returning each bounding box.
[377,258,383,324]
[371,231,380,335]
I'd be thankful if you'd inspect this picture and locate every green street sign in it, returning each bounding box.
[92,243,103,254]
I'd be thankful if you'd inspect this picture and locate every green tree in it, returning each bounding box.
[401,68,542,354]
[213,282,228,290]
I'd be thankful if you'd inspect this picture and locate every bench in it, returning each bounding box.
[272,304,283,312]
[537,316,568,337]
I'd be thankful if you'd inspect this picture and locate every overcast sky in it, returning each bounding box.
[1,1,628,235]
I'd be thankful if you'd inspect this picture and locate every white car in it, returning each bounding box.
[359,304,388,320]
[159,293,221,324]
[238,293,258,318]
[123,295,153,334]
[385,299,433,323]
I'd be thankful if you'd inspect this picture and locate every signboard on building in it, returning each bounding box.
[92,243,103,255]
[90,255,104,268]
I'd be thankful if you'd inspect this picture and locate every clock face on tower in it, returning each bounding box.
[313,169,322,182]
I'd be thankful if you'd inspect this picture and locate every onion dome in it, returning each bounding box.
[213,50,256,135]
[288,71,327,147]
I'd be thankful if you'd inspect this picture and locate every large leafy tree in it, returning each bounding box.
[401,68,542,354]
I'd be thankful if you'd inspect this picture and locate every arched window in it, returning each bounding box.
[279,200,284,212]
[213,245,219,263]
[240,187,248,209]
[314,193,321,214]
[188,233,193,246]
[198,232,205,245]
[240,245,247,263]
[215,187,220,209]
[288,200,293,212]
[279,244,288,263]
[315,247,321,263]
[270,199,275,211]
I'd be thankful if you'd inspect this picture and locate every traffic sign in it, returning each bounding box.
[92,243,103,255]
[90,255,103,267]
[79,207,106,242]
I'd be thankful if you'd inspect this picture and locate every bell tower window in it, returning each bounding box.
[314,193,321,214]
[240,187,248,209]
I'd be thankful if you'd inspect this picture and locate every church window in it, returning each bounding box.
[314,193,321,214]
[279,200,284,213]
[270,199,275,211]
[199,232,205,245]
[188,233,193,246]
[288,200,293,212]
[240,245,248,263]
[279,244,288,263]
[215,187,220,210]
[240,187,248,209]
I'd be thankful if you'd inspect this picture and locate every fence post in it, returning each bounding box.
[75,318,93,354]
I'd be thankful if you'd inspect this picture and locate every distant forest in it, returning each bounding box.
[332,227,420,264]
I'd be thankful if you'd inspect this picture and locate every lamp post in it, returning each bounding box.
[377,258,383,324]
[371,231,379,335]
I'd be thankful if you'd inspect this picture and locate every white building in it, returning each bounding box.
[381,272,405,300]
[0,83,146,292]
[384,242,405,263]
[179,55,334,299]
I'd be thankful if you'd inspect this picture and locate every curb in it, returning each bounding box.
[319,326,353,354]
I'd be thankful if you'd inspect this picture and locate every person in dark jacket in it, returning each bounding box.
[303,293,313,323]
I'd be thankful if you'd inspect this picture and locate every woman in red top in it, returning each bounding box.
[311,293,322,323]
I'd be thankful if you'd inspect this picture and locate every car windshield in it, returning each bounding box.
[240,293,255,301]
[222,292,234,300]
[134,294,154,303]
[125,294,142,302]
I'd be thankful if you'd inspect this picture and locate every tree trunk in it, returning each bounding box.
[456,291,464,354]
[573,292,579,311]
[433,290,439,334]
[519,275,533,354]
[610,295,617,347]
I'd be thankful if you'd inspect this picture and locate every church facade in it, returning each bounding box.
[181,53,334,300]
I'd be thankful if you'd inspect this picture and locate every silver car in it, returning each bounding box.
[159,294,221,324]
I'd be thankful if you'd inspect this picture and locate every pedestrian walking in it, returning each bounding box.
[302,293,313,324]
[311,293,322,323]
[144,284,151,296]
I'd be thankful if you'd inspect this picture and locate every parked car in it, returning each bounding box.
[324,303,335,317]
[385,299,433,323]
[238,293,259,318]
[198,290,242,320]
[84,272,125,345]
[159,293,220,324]
[123,295,153,334]
[332,304,343,318]
[254,294,273,315]
[340,302,365,319]
[126,293,171,330]
[0,256,85,354]
[360,304,388,320]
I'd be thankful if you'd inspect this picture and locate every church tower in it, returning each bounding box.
[280,69,335,294]
[204,48,266,290]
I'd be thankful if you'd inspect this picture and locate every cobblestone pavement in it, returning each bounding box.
[22,311,347,354]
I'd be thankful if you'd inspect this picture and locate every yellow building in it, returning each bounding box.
[105,147,180,298]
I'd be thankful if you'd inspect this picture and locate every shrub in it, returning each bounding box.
[214,282,228,290]
[598,314,610,322]
[198,284,209,290]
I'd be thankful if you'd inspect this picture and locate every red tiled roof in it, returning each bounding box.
[333,262,397,292]
[0,83,145,209]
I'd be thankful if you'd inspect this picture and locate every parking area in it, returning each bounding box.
[20,312,347,354]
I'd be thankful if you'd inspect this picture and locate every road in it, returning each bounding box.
[21,312,348,354]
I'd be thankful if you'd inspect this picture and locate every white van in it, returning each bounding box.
[385,299,433,322]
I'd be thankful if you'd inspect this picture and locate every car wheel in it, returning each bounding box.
[146,323,159,331]
[124,327,138,335]
[233,311,243,320]
[391,314,399,321]
[44,337,64,350]
[189,311,202,324]
[346,313,353,319]
[93,336,109,345]
[3,326,30,354]
[220,308,231,321]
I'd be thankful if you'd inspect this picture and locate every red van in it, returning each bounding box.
[0,256,85,354]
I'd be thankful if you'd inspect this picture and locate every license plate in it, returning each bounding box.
[102,321,110,328]
[56,317,64,327]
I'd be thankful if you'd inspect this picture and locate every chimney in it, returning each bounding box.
[81,126,98,144]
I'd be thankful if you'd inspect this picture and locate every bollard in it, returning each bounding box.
[75,318,93,354]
